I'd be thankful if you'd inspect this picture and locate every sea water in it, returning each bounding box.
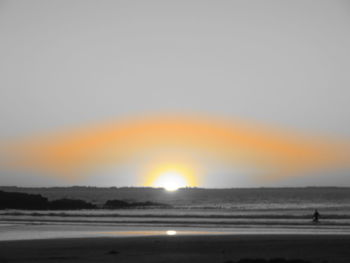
[1,188,350,240]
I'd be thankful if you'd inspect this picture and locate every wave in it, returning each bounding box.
[1,210,350,219]
[1,217,350,227]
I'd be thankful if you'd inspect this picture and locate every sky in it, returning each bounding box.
[0,0,349,187]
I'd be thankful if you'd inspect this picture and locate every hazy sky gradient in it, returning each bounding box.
[0,0,349,187]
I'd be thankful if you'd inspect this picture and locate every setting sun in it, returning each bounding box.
[153,171,188,191]
[144,162,199,190]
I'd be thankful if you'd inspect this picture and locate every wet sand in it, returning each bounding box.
[0,235,349,263]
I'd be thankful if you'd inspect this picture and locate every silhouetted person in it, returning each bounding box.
[312,209,320,223]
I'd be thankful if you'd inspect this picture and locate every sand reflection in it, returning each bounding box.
[98,230,223,237]
[166,230,177,235]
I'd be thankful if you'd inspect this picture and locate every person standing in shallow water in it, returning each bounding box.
[312,209,320,223]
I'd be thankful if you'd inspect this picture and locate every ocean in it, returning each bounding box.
[1,187,350,240]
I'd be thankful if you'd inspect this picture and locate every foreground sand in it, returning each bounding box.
[0,235,349,263]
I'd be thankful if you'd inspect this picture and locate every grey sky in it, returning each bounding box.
[0,0,349,187]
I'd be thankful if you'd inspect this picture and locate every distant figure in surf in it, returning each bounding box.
[312,209,320,223]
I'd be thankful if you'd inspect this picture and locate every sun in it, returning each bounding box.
[153,171,188,191]
[143,161,199,191]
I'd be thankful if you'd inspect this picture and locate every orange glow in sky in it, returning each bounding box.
[1,115,349,185]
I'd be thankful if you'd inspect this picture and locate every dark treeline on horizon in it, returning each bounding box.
[0,190,96,210]
[0,190,168,210]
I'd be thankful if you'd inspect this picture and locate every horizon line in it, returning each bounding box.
[1,185,349,190]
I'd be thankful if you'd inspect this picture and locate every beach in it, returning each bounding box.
[0,234,350,263]
[1,187,350,262]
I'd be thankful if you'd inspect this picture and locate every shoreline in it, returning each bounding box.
[2,223,350,242]
[0,234,350,262]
